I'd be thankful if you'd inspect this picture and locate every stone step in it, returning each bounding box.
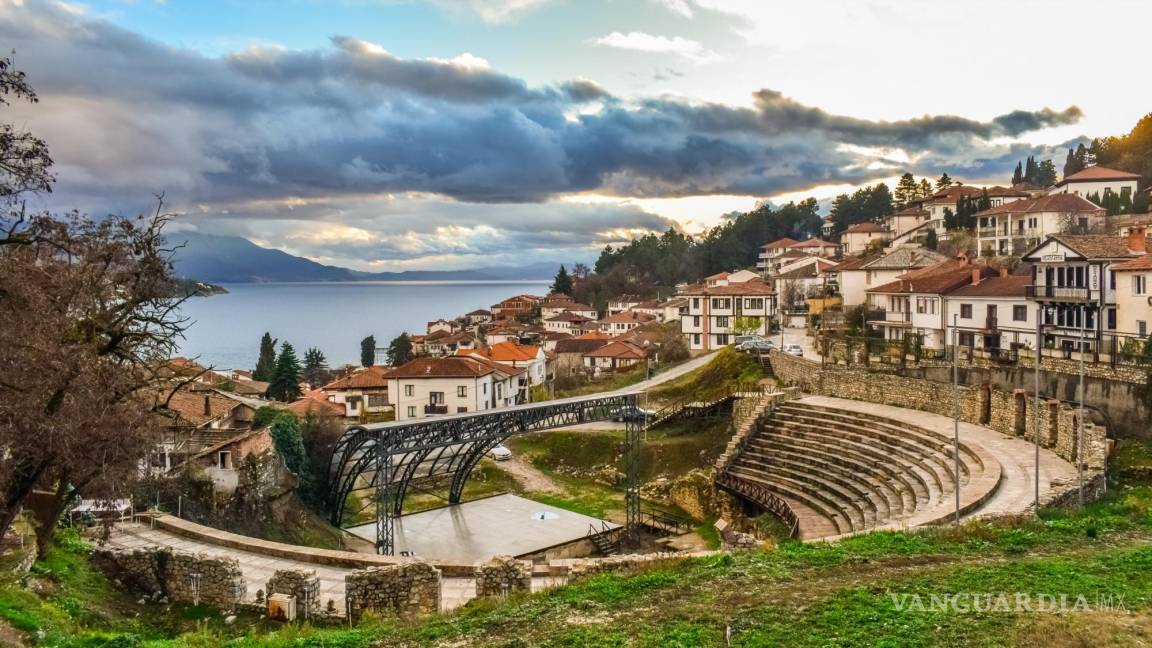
[727,468,851,536]
[735,454,893,525]
[737,444,910,518]
[776,493,842,540]
[747,434,926,514]
[729,463,870,531]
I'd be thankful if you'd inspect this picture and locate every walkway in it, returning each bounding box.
[105,522,562,613]
[798,395,1079,517]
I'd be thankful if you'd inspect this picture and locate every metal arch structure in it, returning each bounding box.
[326,391,643,555]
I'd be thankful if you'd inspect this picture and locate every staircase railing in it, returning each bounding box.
[587,521,619,555]
[646,382,765,429]
[714,471,800,539]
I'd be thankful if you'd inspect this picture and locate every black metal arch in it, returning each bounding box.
[326,392,643,555]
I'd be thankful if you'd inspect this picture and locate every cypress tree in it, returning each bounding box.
[1024,156,1038,184]
[1011,162,1023,186]
[551,265,573,295]
[269,342,303,401]
[253,332,277,381]
[360,335,376,367]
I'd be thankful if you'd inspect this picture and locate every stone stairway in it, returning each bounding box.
[724,399,1002,540]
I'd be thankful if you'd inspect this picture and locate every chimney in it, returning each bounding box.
[971,267,982,286]
[1000,266,1009,278]
[1128,225,1148,254]
[203,395,211,417]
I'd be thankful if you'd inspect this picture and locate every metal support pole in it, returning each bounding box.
[1078,304,1086,506]
[951,313,961,525]
[624,393,642,547]
[375,428,395,555]
[1034,305,1042,511]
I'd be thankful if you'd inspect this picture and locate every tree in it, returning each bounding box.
[253,332,277,381]
[1024,155,1038,184]
[917,178,933,199]
[571,263,590,280]
[894,173,919,206]
[551,265,573,295]
[0,56,54,230]
[302,347,328,388]
[924,228,938,250]
[360,335,376,367]
[268,342,303,401]
[732,316,764,337]
[1011,162,1023,186]
[936,173,953,191]
[387,332,413,366]
[268,412,313,500]
[1036,160,1058,187]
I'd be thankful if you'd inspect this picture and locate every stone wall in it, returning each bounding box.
[566,552,692,581]
[91,547,246,609]
[345,562,441,623]
[473,556,532,597]
[768,351,1108,471]
[265,568,321,618]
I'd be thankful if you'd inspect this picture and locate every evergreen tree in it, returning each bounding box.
[551,265,573,295]
[936,173,953,191]
[1024,156,1038,184]
[924,228,938,250]
[360,335,376,367]
[917,178,933,199]
[1011,162,1023,186]
[894,173,918,206]
[386,332,413,366]
[302,347,328,388]
[943,207,957,230]
[253,332,277,381]
[1036,159,1058,187]
[268,342,303,402]
[269,413,314,500]
[1064,148,1080,179]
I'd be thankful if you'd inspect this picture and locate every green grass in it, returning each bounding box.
[650,347,764,405]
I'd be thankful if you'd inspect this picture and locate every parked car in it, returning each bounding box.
[738,339,775,353]
[733,335,768,346]
[488,444,512,461]
[783,343,804,356]
[612,406,655,423]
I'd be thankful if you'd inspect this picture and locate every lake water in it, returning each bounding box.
[177,281,551,370]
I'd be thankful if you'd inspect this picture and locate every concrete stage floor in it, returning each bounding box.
[346,494,619,562]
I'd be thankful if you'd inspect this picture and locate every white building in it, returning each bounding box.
[834,248,948,307]
[1099,227,1151,338]
[945,274,1037,356]
[1050,165,1140,202]
[842,222,891,255]
[756,238,801,271]
[974,193,1106,257]
[597,310,657,335]
[679,278,777,350]
[543,311,594,334]
[541,301,597,320]
[385,356,521,420]
[321,366,391,419]
[866,261,994,351]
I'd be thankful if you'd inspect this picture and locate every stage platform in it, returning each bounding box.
[346,494,619,562]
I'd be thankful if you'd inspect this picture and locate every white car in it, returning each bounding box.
[783,343,804,356]
[488,444,512,461]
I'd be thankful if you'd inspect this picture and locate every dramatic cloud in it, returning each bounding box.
[1,1,1086,269]
[590,31,721,63]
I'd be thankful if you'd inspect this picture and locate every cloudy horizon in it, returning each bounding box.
[4,0,1147,271]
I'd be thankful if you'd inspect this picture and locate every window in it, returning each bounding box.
[960,304,972,319]
[429,391,445,404]
[716,316,729,328]
[457,407,468,413]
[346,396,361,411]
[1134,275,1147,295]
[407,406,416,418]
[711,298,731,310]
[745,298,764,310]
[692,333,701,345]
[483,383,488,394]
[693,316,701,327]
[1013,305,1027,322]
[715,334,729,346]
[916,298,925,314]
[457,385,467,397]
[367,394,387,408]
[1107,308,1116,330]
[1110,271,1116,290]
[218,451,233,470]
[404,384,414,397]
[692,298,700,310]
[1140,321,1148,337]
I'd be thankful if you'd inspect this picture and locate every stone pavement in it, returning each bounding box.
[106,522,563,613]
[799,395,1080,517]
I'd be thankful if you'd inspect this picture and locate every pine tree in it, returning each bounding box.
[360,335,376,367]
[1036,159,1058,187]
[936,173,953,191]
[303,347,328,388]
[387,332,413,366]
[1012,162,1023,186]
[253,332,277,381]
[918,178,933,199]
[894,173,918,206]
[268,342,303,401]
[551,265,573,295]
[269,413,314,500]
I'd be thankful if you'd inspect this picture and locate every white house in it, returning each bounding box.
[835,248,948,307]
[679,279,777,350]
[543,311,594,334]
[385,356,521,420]
[607,295,644,316]
[597,310,657,335]
[541,301,597,320]
[1050,165,1140,202]
[461,340,549,389]
[321,366,391,419]
[427,319,458,335]
[974,193,1106,257]
[866,260,994,351]
[657,297,688,322]
[842,222,891,255]
[756,238,801,271]
[1100,227,1151,338]
[945,274,1037,356]
[886,206,933,238]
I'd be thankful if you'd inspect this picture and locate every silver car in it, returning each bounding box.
[783,343,804,356]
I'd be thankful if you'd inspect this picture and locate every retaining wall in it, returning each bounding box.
[474,556,532,597]
[345,562,441,622]
[91,547,246,609]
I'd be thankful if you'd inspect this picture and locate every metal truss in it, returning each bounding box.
[326,392,642,555]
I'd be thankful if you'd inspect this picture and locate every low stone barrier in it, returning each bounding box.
[565,552,699,581]
[266,568,321,618]
[474,555,532,597]
[345,562,441,622]
[91,547,246,609]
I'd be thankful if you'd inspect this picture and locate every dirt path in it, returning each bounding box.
[492,455,562,494]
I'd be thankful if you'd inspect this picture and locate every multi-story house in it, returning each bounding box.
[679,277,777,350]
[461,340,549,391]
[1049,165,1140,201]
[491,294,541,320]
[1022,232,1146,355]
[842,222,890,255]
[596,310,656,335]
[543,311,594,333]
[834,247,947,307]
[866,260,994,351]
[1107,226,1152,338]
[756,238,800,271]
[886,206,933,238]
[657,297,688,322]
[466,309,493,325]
[772,256,838,310]
[788,238,839,258]
[607,294,644,316]
[974,193,1105,257]
[582,340,647,376]
[385,356,522,420]
[945,274,1036,358]
[322,366,391,419]
[541,300,598,320]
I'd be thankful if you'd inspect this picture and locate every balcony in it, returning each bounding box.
[982,316,998,332]
[424,404,449,415]
[1026,285,1100,302]
[977,227,1004,239]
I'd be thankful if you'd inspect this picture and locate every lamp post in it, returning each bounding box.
[951,313,961,525]
[1033,304,1043,510]
[1078,304,1086,506]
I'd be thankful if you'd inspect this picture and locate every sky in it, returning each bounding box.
[3,0,1149,271]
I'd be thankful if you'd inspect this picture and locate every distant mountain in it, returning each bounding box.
[167,231,564,283]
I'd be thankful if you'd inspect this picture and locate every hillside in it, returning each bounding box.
[167,232,563,284]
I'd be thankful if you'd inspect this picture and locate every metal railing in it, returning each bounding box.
[423,404,449,415]
[714,471,800,539]
[1026,285,1100,302]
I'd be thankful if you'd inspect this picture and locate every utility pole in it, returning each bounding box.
[952,313,961,525]
[1078,304,1086,506]
[1033,304,1042,510]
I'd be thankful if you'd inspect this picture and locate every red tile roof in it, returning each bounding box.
[846,223,887,233]
[286,396,346,418]
[1109,254,1152,272]
[761,237,799,250]
[473,340,542,362]
[599,311,657,325]
[585,340,648,359]
[790,238,837,248]
[555,338,610,354]
[384,356,523,379]
[947,275,1031,297]
[1057,165,1141,186]
[323,366,390,391]
[678,279,776,296]
[975,193,1103,216]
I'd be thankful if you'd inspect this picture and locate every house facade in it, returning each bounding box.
[1108,228,1152,338]
[842,222,891,255]
[945,274,1037,356]
[1050,165,1140,201]
[975,193,1106,257]
[679,277,777,350]
[322,366,391,419]
[385,357,521,420]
